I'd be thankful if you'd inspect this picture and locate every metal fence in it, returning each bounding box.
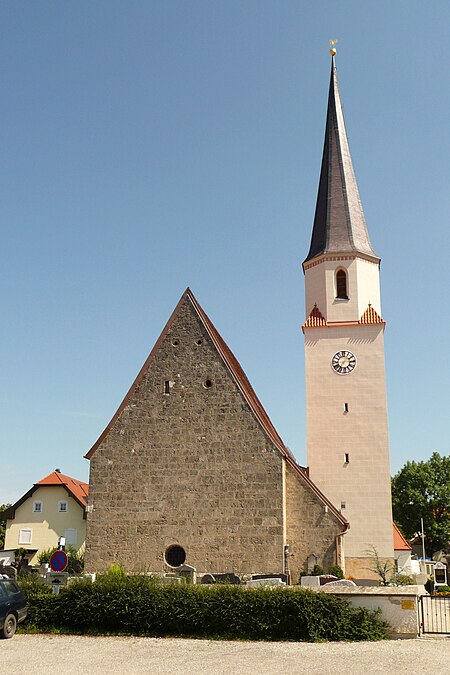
[420,595,450,634]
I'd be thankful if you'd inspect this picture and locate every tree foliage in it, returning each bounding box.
[391,452,450,555]
[0,504,12,550]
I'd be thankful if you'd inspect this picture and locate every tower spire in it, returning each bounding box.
[304,54,378,265]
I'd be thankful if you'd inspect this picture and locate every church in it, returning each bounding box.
[84,54,394,580]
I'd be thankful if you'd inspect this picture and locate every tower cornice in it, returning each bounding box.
[303,251,380,273]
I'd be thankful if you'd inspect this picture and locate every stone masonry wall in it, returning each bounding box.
[285,462,343,578]
[85,298,285,574]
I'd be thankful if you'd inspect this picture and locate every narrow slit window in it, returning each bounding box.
[164,381,170,395]
[344,453,350,464]
[336,270,348,299]
[340,501,346,510]
[344,403,349,413]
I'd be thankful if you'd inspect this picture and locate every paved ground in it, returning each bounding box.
[3,635,450,674]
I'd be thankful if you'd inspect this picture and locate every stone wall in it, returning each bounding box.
[85,294,343,575]
[85,298,285,573]
[284,462,344,578]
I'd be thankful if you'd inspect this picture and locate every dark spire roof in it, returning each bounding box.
[304,57,378,265]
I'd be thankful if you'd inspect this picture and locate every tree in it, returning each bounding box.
[391,452,450,555]
[366,546,396,586]
[0,504,12,550]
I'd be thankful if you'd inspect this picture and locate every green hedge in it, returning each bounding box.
[20,575,388,642]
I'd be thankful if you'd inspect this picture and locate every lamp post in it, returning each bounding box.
[420,517,426,567]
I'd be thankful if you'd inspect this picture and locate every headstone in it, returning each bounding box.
[200,574,216,584]
[322,579,357,587]
[177,563,196,584]
[214,573,240,585]
[434,562,448,586]
[251,573,287,584]
[246,577,286,587]
[307,554,318,573]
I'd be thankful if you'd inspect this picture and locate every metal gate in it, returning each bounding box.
[420,595,450,634]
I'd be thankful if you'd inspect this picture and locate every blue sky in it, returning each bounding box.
[1,1,448,503]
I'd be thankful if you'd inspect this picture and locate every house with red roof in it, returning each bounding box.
[1,469,88,566]
[393,523,414,575]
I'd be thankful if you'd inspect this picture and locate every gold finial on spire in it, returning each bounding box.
[329,39,337,57]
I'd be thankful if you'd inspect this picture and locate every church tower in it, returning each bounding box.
[303,53,394,578]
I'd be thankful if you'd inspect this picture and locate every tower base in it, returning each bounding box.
[345,557,395,582]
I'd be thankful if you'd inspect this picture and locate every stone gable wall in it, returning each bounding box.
[85,299,285,574]
[285,462,343,578]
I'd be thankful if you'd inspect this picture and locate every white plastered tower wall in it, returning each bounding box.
[304,314,394,570]
[303,56,394,578]
[305,255,382,323]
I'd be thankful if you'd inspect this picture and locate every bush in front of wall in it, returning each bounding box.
[20,575,388,641]
[326,565,344,579]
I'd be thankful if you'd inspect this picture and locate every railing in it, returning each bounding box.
[421,595,450,634]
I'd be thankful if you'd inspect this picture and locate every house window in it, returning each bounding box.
[18,528,32,545]
[336,269,348,299]
[64,528,77,546]
[58,501,68,513]
[33,501,42,513]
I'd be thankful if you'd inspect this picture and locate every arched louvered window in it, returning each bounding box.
[336,269,348,299]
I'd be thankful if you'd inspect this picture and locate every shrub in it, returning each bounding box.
[394,574,414,586]
[37,549,53,565]
[21,576,388,641]
[311,564,325,576]
[106,563,126,578]
[327,565,344,579]
[18,575,54,631]
[435,584,450,596]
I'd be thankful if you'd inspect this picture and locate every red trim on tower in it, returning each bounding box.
[302,303,385,332]
[302,304,326,330]
[359,303,385,325]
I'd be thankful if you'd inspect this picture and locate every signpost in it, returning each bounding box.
[49,550,68,573]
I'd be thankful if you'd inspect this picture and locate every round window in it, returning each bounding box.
[165,545,186,568]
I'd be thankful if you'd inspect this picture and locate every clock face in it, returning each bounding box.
[331,350,357,375]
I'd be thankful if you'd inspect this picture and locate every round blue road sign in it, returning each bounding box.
[50,550,68,572]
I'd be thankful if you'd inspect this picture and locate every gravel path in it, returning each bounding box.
[3,635,450,674]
